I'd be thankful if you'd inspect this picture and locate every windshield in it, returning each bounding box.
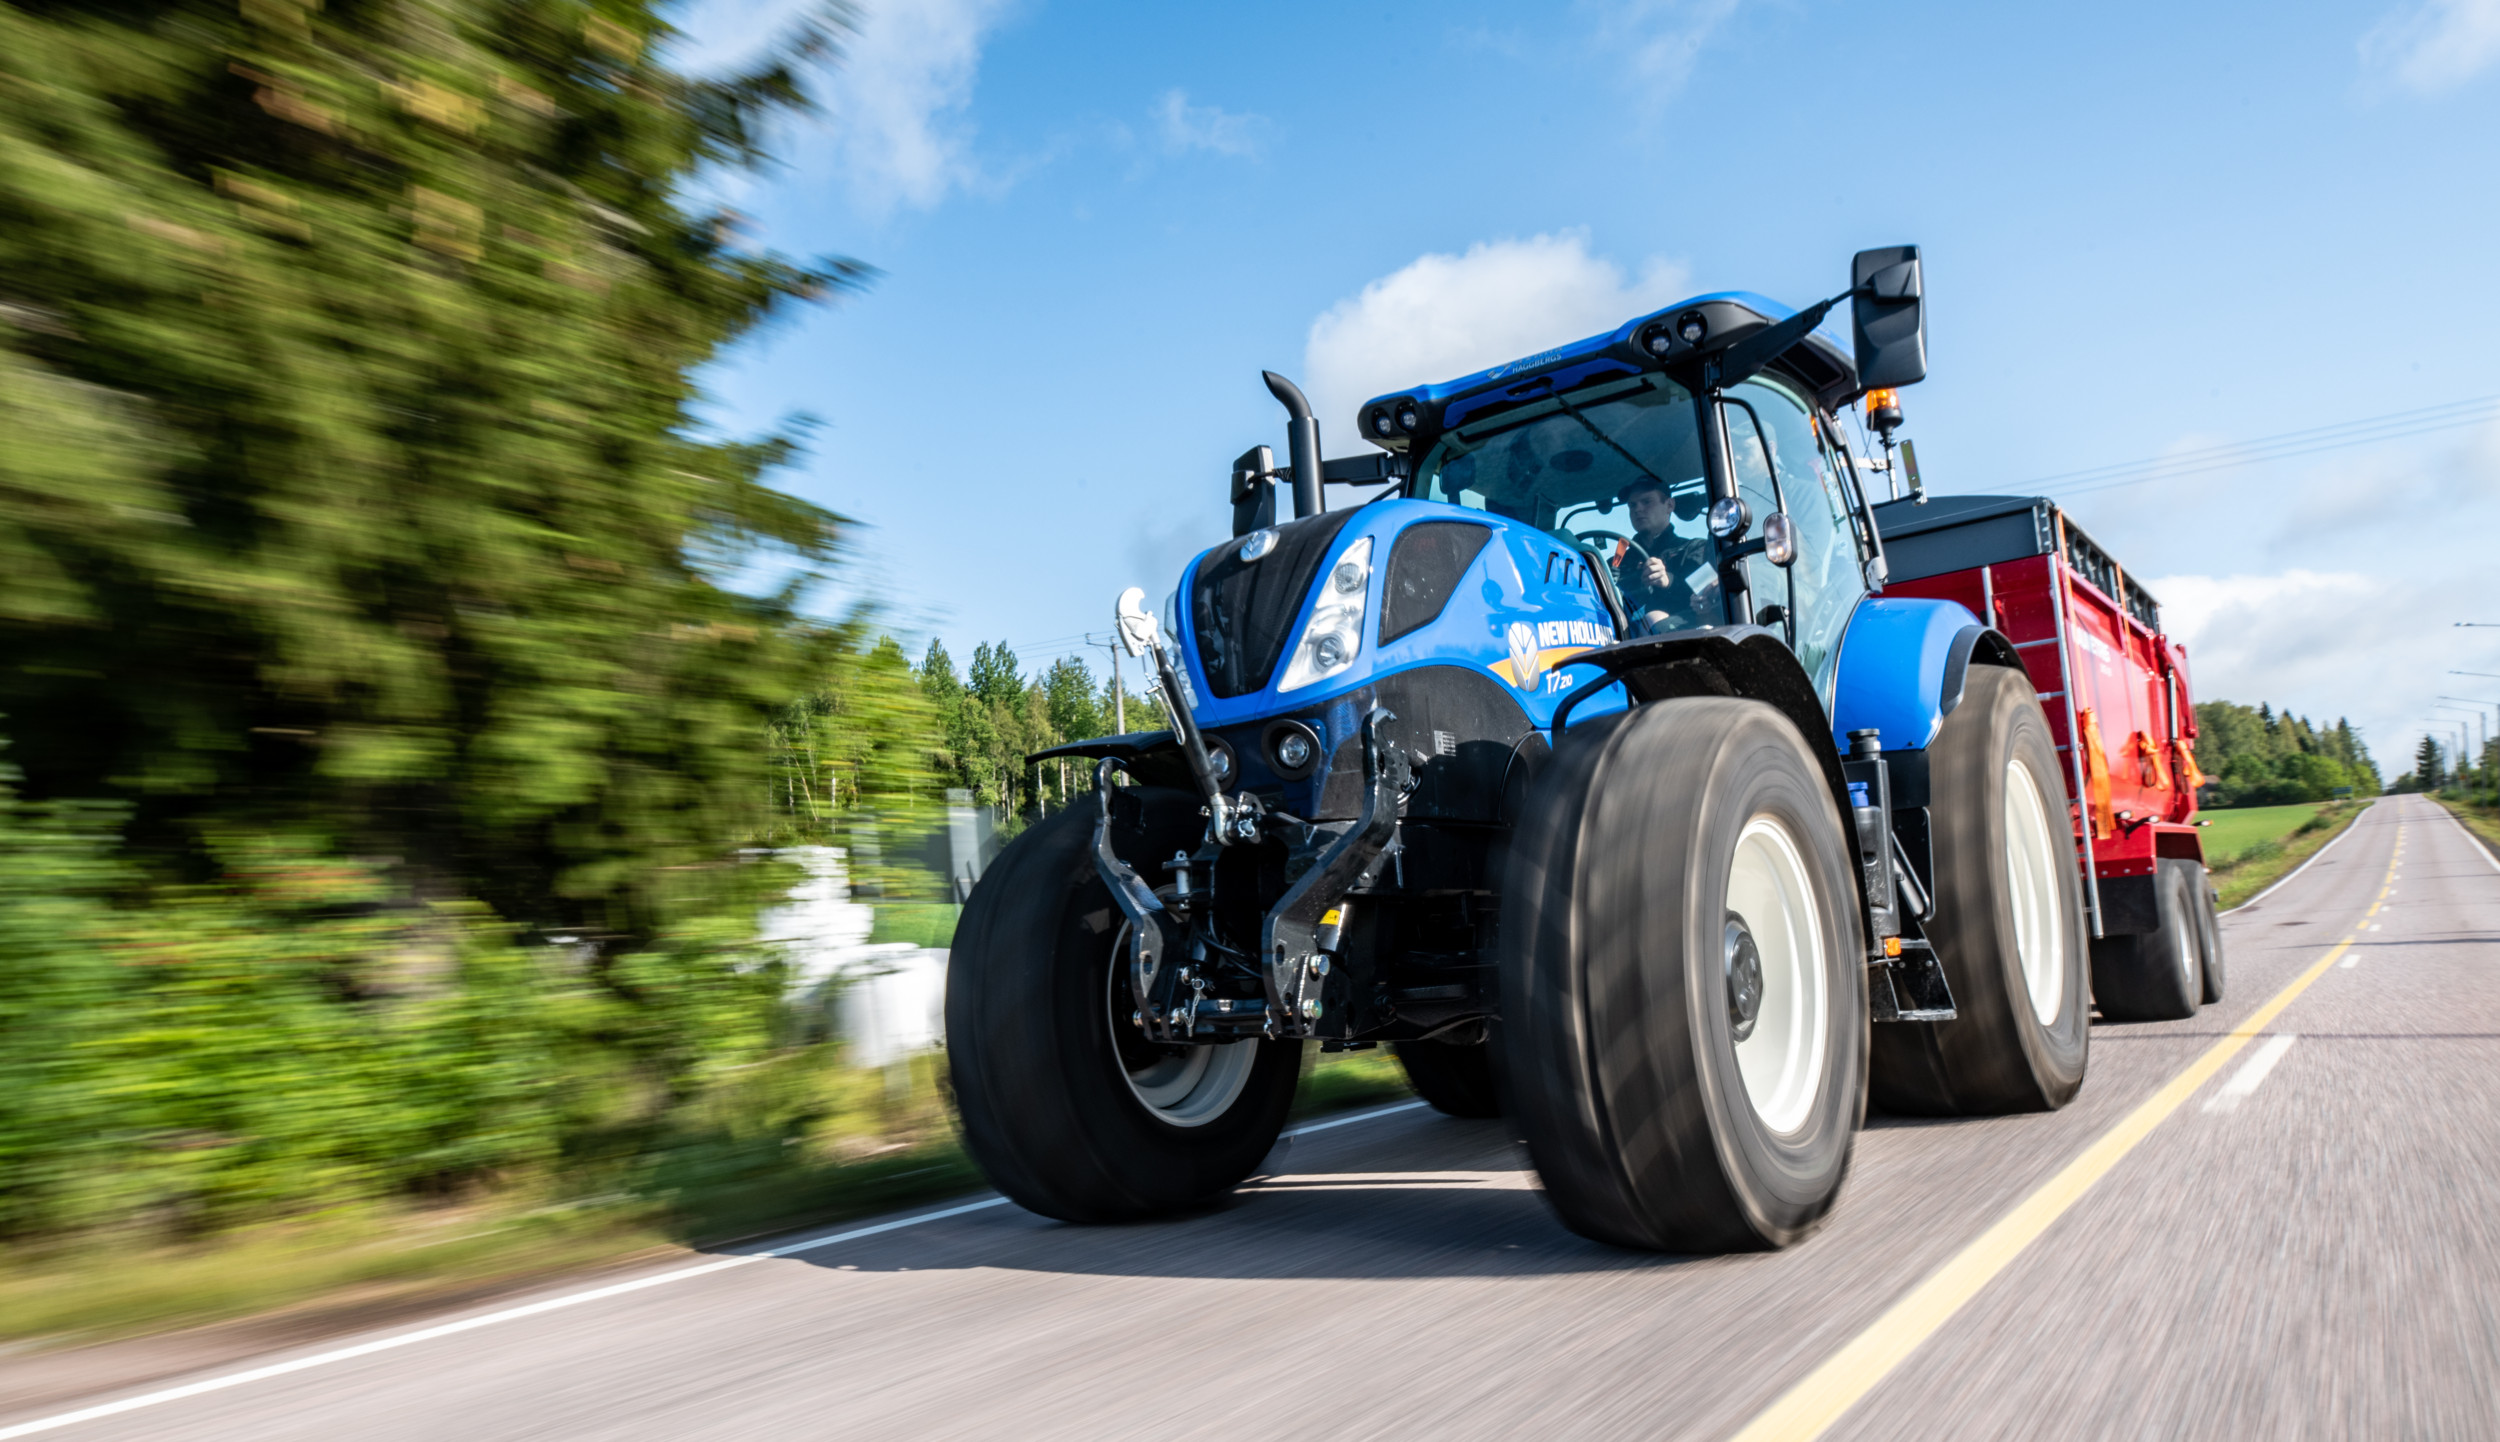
[1413,374,1721,628]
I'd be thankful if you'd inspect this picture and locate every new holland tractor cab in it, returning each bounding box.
[946,247,2094,1253]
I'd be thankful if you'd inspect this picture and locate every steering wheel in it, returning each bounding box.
[1571,530,1650,565]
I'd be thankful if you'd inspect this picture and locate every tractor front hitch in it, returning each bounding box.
[1258,707,1409,1037]
[1090,758,1187,1042]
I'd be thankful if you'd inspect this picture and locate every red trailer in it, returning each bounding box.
[1871,494,2222,1020]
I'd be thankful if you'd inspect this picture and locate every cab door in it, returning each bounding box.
[1727,375,1870,705]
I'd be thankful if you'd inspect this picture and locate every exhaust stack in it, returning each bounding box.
[1261,370,1324,519]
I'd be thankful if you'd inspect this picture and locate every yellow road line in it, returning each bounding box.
[1730,933,2361,1441]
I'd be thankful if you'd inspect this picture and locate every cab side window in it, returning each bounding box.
[1729,376,1868,701]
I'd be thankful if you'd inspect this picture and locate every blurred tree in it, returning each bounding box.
[0,0,865,950]
[2193,701,2382,805]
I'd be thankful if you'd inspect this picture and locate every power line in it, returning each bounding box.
[2014,391,2500,498]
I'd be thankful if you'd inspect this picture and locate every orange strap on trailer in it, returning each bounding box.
[2076,707,2116,839]
[2134,730,2172,790]
[2171,736,2205,794]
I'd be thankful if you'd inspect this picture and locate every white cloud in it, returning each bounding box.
[2360,0,2500,94]
[1155,90,1270,159]
[666,0,1013,213]
[1301,233,1690,447]
[1583,0,1744,94]
[2146,567,2496,776]
[831,0,1014,212]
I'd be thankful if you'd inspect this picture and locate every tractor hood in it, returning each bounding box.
[1175,498,1625,735]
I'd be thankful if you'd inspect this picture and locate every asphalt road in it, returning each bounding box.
[7,794,2494,1441]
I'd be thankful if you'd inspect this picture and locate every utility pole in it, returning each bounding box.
[1091,633,1125,734]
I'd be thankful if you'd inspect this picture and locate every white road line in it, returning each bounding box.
[0,1100,1432,1439]
[1284,1098,1429,1137]
[2227,801,2374,914]
[2340,955,2360,968]
[2431,801,2500,875]
[2202,1034,2299,1114]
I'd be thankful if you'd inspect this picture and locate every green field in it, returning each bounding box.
[2196,802,2337,866]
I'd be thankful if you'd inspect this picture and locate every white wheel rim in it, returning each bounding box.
[1105,928,1257,1128]
[2002,756,2068,1026]
[1727,815,1828,1135]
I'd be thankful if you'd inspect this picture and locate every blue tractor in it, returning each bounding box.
[945,248,2092,1252]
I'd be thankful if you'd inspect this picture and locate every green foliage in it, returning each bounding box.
[909,640,1164,819]
[0,0,882,1244]
[2193,701,2381,806]
[0,0,857,945]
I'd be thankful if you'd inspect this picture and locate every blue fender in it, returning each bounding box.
[1828,597,1988,754]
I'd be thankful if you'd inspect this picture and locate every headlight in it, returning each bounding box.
[1278,537,1373,692]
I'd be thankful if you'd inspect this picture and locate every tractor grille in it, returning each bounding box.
[1190,510,1357,698]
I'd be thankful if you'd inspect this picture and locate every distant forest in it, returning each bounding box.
[2193,702,2381,807]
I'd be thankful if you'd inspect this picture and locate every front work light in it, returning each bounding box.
[1395,404,1421,432]
[1709,496,1751,540]
[1279,536,1373,692]
[1676,310,1708,345]
[1762,512,1797,566]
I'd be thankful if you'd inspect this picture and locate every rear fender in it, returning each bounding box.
[1828,598,2021,754]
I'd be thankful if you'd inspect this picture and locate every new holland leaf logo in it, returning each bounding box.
[1506,623,1541,690]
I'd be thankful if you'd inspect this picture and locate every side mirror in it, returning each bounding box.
[1115,586,1161,657]
[1230,445,1277,537]
[1851,245,1926,391]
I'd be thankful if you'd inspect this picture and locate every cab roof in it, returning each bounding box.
[1355,291,1860,451]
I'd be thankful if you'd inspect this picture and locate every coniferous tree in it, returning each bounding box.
[0,0,865,946]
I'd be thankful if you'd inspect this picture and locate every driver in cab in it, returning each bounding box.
[1611,476,1715,628]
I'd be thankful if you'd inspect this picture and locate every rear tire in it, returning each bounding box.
[2193,868,2226,1004]
[1499,698,1864,1253]
[946,789,1301,1222]
[1871,664,2091,1115]
[2089,859,2203,1022]
[1393,1037,1501,1118]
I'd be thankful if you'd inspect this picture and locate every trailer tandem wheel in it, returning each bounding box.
[1498,698,1864,1253]
[1870,664,2093,1114]
[945,789,1301,1222]
[2089,858,2206,1022]
[2194,872,2226,1004]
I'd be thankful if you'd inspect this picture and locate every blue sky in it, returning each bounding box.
[672,0,2500,773]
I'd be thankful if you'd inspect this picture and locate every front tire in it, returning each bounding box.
[946,789,1300,1222]
[1499,698,1864,1253]
[1870,664,2091,1114]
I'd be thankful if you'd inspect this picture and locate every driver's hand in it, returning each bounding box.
[1642,557,1671,589]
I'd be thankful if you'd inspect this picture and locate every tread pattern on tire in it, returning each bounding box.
[1499,697,1862,1253]
[946,791,1300,1222]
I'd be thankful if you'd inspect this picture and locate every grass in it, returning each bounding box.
[2429,794,2500,858]
[2205,799,2368,909]
[0,1046,1412,1351]
[867,902,960,947]
[2196,801,2337,866]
